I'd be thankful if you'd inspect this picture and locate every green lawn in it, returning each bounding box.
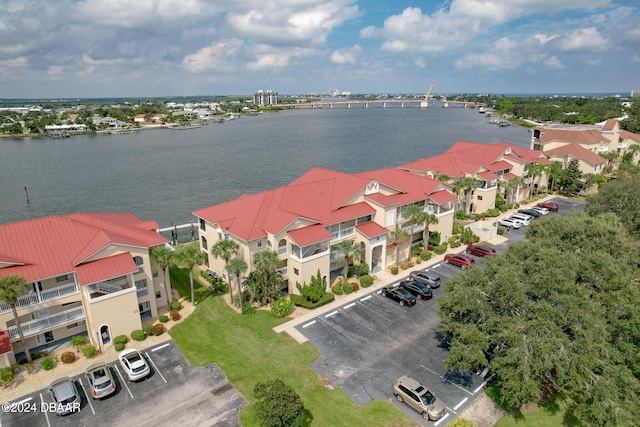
[170,297,416,426]
[495,395,581,427]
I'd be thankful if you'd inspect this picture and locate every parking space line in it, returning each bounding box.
[453,397,468,410]
[16,397,33,404]
[113,365,134,398]
[39,392,51,427]
[317,316,355,342]
[145,352,168,384]
[360,295,372,301]
[421,365,474,396]
[151,343,170,352]
[432,263,442,268]
[325,310,338,318]
[78,377,96,415]
[344,302,356,309]
[302,320,316,328]
[356,298,393,322]
[434,413,450,426]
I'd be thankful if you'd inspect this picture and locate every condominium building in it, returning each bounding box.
[0,213,171,367]
[253,90,279,107]
[194,167,456,294]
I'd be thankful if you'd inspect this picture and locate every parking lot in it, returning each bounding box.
[1,342,246,427]
[296,197,585,425]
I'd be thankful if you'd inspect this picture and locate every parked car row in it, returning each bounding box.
[380,271,443,307]
[47,348,150,416]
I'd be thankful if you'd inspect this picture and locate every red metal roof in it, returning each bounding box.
[288,225,333,247]
[545,143,607,166]
[488,160,512,172]
[356,222,388,238]
[477,171,498,181]
[428,190,457,204]
[75,253,138,285]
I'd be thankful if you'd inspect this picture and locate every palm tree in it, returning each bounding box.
[253,249,281,305]
[502,177,524,204]
[333,240,362,280]
[453,177,479,215]
[150,245,175,307]
[601,151,620,171]
[422,213,439,247]
[178,245,206,305]
[525,163,546,196]
[210,239,240,304]
[0,275,32,363]
[389,226,410,267]
[226,257,248,309]
[547,161,563,192]
[402,204,426,261]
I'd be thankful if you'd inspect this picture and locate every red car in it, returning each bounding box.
[465,245,496,257]
[444,253,475,269]
[537,202,558,212]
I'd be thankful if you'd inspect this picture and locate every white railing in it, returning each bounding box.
[597,146,608,152]
[0,282,78,314]
[278,266,288,276]
[618,142,627,149]
[436,207,455,217]
[330,227,355,242]
[8,307,85,340]
[86,281,129,298]
[278,246,287,255]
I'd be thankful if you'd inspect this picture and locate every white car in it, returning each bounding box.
[509,214,531,226]
[498,218,522,229]
[529,206,549,215]
[118,348,150,381]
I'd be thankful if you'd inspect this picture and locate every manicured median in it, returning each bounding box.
[170,297,415,426]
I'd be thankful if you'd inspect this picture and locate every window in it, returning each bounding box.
[199,218,206,230]
[156,291,162,299]
[135,279,147,289]
[257,239,263,248]
[293,268,299,275]
[152,270,159,278]
[133,256,144,273]
[201,236,208,251]
[56,274,70,282]
[67,320,86,329]
[477,195,483,201]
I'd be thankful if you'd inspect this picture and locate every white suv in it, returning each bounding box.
[509,214,531,226]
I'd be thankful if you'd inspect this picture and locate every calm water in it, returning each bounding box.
[0,102,531,228]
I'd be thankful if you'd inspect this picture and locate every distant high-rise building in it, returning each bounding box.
[253,90,278,106]
[631,90,640,98]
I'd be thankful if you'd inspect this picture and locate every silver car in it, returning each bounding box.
[48,377,81,416]
[409,271,441,288]
[118,348,150,381]
[85,363,116,399]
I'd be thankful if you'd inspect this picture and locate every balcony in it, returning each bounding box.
[618,142,627,149]
[136,288,148,297]
[597,146,609,153]
[0,282,79,314]
[86,281,131,299]
[278,266,288,276]
[8,306,85,340]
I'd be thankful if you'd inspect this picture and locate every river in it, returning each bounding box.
[0,102,531,228]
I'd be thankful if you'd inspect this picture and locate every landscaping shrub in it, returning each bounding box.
[497,226,505,235]
[152,324,165,336]
[211,279,228,296]
[131,330,147,341]
[171,300,182,311]
[242,302,256,315]
[400,261,410,270]
[433,244,447,255]
[270,298,295,319]
[331,281,343,295]
[455,211,470,220]
[486,208,500,217]
[25,363,35,374]
[82,345,97,358]
[342,281,354,294]
[351,281,360,292]
[428,231,441,246]
[420,250,432,261]
[0,367,15,386]
[411,245,422,255]
[389,264,399,275]
[254,379,305,427]
[170,309,181,321]
[290,292,334,309]
[359,275,374,288]
[296,270,325,303]
[159,315,169,323]
[452,222,464,235]
[114,335,129,345]
[71,335,87,349]
[460,227,478,244]
[115,343,126,352]
[32,350,48,360]
[143,324,153,336]
[414,256,422,264]
[347,261,369,278]
[61,351,76,364]
[41,357,54,371]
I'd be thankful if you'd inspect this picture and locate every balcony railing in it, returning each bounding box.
[86,281,130,299]
[8,306,85,340]
[278,246,287,256]
[278,266,288,276]
[597,146,609,152]
[136,288,148,297]
[618,142,627,149]
[0,282,79,314]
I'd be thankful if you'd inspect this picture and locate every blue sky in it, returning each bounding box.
[0,0,638,98]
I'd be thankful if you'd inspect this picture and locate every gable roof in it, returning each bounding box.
[544,143,607,166]
[0,214,167,283]
[602,119,619,131]
[534,128,609,145]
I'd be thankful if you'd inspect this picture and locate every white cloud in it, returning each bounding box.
[534,34,559,44]
[455,37,524,70]
[331,45,362,64]
[556,27,610,52]
[544,56,564,69]
[182,39,245,73]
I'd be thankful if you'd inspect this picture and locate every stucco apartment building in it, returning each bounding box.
[399,142,552,214]
[194,167,457,294]
[0,213,170,367]
[530,119,640,174]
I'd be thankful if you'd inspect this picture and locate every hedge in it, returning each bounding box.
[359,275,374,288]
[290,292,335,309]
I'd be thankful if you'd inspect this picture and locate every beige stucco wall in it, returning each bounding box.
[473,187,497,214]
[85,288,141,351]
[289,253,330,294]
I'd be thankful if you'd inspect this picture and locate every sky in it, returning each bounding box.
[0,0,639,98]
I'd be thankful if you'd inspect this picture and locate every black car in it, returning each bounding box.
[518,208,541,218]
[409,271,441,288]
[399,280,432,300]
[381,286,417,306]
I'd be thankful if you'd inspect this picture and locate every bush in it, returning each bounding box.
[447,236,458,245]
[211,279,228,296]
[347,261,369,277]
[171,300,182,311]
[61,351,76,364]
[497,226,505,235]
[420,250,432,261]
[428,231,441,246]
[152,324,165,336]
[290,292,335,309]
[131,330,147,341]
[41,357,54,371]
[411,245,422,255]
[71,335,87,349]
[452,222,465,235]
[254,379,305,427]
[331,281,343,295]
[242,302,256,315]
[455,211,470,220]
[342,282,354,294]
[32,350,48,360]
[270,298,295,319]
[433,244,448,255]
[414,256,422,264]
[486,208,500,217]
[115,343,126,351]
[0,367,15,386]
[170,309,181,321]
[143,324,153,336]
[159,315,169,323]
[114,335,129,345]
[82,346,97,358]
[400,261,410,270]
[359,275,374,288]
[296,270,325,303]
[389,264,399,275]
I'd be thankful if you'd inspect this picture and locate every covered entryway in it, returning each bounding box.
[100,325,111,346]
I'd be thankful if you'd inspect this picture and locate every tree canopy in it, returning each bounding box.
[438,214,640,425]
[585,176,640,238]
